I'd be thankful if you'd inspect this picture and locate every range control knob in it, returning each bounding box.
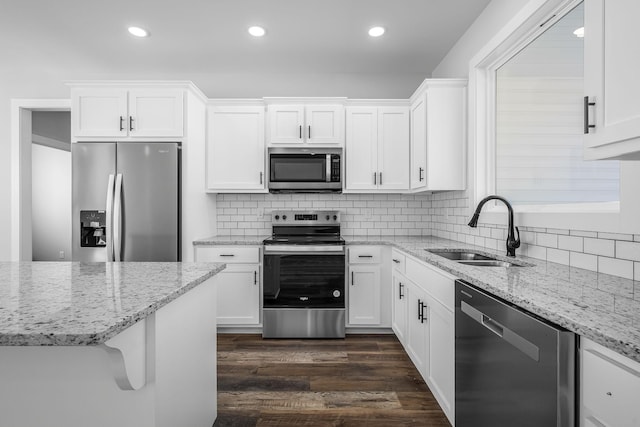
[333,215,338,220]
[274,215,280,220]
[282,215,287,220]
[326,215,330,220]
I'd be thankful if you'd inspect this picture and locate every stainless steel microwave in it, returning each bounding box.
[268,148,342,193]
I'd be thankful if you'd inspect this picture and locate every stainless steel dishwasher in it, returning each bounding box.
[455,280,576,427]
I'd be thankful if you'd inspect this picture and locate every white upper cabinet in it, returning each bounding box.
[345,105,409,192]
[409,79,466,191]
[206,104,266,193]
[267,103,344,146]
[584,0,640,160]
[71,86,184,140]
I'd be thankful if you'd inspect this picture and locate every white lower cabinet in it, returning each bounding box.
[391,251,455,424]
[194,246,261,326]
[581,337,640,427]
[347,246,391,327]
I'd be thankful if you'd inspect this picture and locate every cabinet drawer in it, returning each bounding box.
[405,257,454,311]
[349,246,382,264]
[195,247,260,263]
[582,342,640,427]
[391,249,406,274]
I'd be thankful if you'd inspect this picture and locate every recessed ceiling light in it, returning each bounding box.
[573,27,584,38]
[128,26,149,38]
[368,26,385,37]
[248,26,266,37]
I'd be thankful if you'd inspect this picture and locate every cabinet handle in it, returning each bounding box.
[418,299,427,323]
[373,172,377,185]
[392,259,400,264]
[399,283,404,299]
[351,271,354,286]
[254,271,257,285]
[299,125,302,139]
[129,116,134,131]
[358,255,373,258]
[584,96,596,134]
[260,171,263,185]
[308,125,311,139]
[379,172,382,185]
[419,167,424,182]
[220,254,235,257]
[119,116,124,131]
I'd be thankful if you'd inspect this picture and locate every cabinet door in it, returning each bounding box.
[584,0,640,159]
[72,89,128,138]
[345,107,378,190]
[305,105,344,145]
[267,105,305,144]
[427,295,454,419]
[215,264,261,325]
[410,95,427,190]
[128,89,184,137]
[378,107,409,190]
[348,265,381,325]
[405,281,429,377]
[392,275,408,344]
[206,106,265,191]
[425,84,466,190]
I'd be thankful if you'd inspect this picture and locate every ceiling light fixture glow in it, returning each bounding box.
[573,27,584,38]
[368,26,385,37]
[128,26,149,37]
[248,26,266,37]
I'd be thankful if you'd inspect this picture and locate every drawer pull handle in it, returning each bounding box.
[392,259,400,263]
[220,254,235,257]
[358,255,373,258]
[606,392,612,396]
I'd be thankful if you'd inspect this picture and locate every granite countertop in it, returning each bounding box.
[0,262,225,346]
[194,234,640,362]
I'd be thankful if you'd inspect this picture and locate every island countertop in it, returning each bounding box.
[0,262,225,346]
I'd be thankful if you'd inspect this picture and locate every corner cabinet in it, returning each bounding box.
[194,246,261,326]
[205,104,266,192]
[584,0,640,160]
[345,106,410,192]
[71,86,184,140]
[409,79,466,191]
[266,102,344,146]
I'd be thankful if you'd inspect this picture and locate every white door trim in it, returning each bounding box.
[11,99,71,261]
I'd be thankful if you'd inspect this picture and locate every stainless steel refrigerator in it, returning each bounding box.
[72,142,181,262]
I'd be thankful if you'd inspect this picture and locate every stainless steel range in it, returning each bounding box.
[262,210,345,338]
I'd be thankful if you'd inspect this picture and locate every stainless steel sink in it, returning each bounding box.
[457,260,522,267]
[427,249,528,267]
[426,250,495,261]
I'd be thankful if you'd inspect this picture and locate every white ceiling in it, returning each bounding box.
[1,0,491,97]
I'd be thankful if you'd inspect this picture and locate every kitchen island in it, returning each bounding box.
[0,261,225,427]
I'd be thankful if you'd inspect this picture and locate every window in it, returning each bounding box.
[494,2,619,206]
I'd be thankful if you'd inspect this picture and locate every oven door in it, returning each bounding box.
[263,247,345,308]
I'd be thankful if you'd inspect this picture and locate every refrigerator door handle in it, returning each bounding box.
[113,173,123,262]
[105,174,116,261]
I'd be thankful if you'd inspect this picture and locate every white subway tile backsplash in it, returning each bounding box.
[570,252,598,272]
[598,257,634,280]
[547,248,570,265]
[616,241,640,262]
[526,245,547,261]
[558,235,584,252]
[598,232,634,241]
[584,238,615,257]
[536,233,558,248]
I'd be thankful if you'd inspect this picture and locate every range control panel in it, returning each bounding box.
[271,210,340,225]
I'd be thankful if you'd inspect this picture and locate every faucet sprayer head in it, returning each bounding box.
[468,212,480,228]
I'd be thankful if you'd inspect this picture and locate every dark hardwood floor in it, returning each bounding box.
[215,334,451,427]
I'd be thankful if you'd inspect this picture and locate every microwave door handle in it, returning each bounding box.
[326,154,331,182]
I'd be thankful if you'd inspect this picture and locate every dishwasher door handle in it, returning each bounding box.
[461,301,540,361]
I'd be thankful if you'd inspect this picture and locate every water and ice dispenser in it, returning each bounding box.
[80,210,107,247]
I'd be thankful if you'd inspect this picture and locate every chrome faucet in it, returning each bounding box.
[468,195,520,257]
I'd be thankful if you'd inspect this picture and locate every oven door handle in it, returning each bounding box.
[264,245,345,254]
